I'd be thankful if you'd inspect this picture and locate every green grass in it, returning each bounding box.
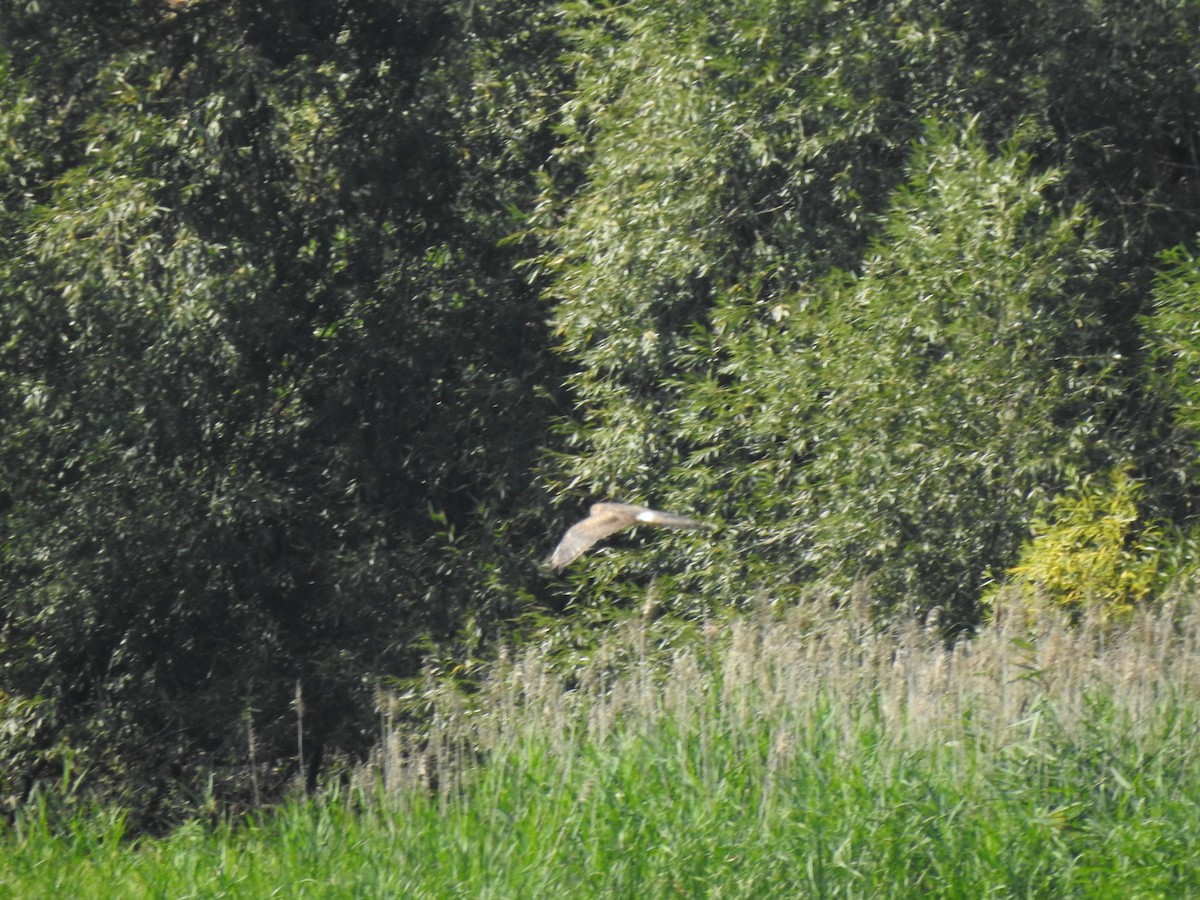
[4,599,1200,897]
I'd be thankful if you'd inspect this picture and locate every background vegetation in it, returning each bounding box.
[3,0,1200,827]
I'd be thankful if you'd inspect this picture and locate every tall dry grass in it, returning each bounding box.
[6,593,1200,896]
[362,591,1200,805]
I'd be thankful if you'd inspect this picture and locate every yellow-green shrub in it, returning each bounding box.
[1003,467,1163,619]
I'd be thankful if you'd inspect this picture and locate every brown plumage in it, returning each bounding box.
[543,502,710,572]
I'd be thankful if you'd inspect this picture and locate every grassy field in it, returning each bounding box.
[4,597,1200,897]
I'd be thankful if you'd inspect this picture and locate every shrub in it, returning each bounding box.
[1001,466,1164,619]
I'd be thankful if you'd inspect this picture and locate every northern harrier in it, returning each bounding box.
[543,502,711,572]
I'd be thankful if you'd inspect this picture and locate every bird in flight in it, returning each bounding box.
[543,502,711,572]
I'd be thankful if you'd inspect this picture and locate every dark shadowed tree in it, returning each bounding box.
[0,0,564,822]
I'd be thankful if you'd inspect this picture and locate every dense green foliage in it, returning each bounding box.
[538,0,1200,619]
[0,0,564,818]
[3,0,1200,820]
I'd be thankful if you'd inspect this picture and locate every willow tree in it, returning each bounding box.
[538,0,1147,623]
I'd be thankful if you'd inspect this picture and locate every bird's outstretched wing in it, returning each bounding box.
[543,502,709,571]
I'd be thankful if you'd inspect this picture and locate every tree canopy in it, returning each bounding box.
[2,0,1200,822]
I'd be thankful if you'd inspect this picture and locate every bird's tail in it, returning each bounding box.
[637,510,714,530]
